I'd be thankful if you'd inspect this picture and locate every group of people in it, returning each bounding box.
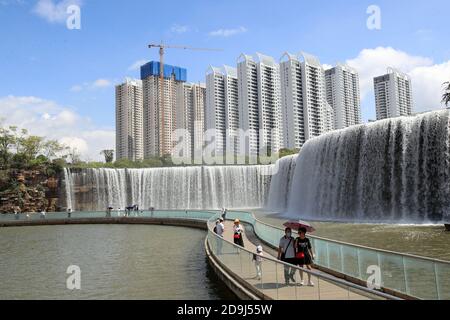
[278,227,315,286]
[213,216,315,285]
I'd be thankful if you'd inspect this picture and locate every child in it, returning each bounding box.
[253,245,264,280]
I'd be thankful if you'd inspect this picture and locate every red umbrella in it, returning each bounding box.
[283,220,316,233]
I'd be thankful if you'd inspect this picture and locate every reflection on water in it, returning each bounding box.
[0,225,235,300]
[256,212,450,261]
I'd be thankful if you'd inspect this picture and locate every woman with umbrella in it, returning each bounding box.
[284,220,316,287]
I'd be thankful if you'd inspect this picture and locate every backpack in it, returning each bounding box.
[213,226,218,234]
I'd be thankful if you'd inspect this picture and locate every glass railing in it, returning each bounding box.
[224,211,450,300]
[0,210,216,222]
[206,215,394,300]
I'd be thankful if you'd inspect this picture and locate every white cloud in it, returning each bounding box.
[208,26,248,37]
[70,79,113,92]
[92,79,112,88]
[170,24,190,34]
[346,47,448,113]
[128,59,148,71]
[33,0,82,24]
[0,95,114,161]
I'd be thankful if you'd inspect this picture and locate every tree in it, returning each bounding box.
[42,140,67,160]
[67,148,82,165]
[20,135,44,160]
[100,150,114,163]
[0,127,16,169]
[443,82,450,107]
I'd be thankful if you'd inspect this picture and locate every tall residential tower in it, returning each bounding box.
[115,78,144,161]
[237,53,282,156]
[205,65,239,156]
[374,68,413,120]
[325,64,361,129]
[280,52,333,150]
[141,61,187,157]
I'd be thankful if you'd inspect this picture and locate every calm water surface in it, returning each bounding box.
[0,225,235,300]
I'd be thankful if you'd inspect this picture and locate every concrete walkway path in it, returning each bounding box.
[216,220,376,300]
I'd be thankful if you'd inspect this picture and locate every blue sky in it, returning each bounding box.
[0,0,449,160]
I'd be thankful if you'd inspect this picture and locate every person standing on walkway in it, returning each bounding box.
[67,208,72,219]
[295,227,315,287]
[215,218,225,255]
[253,245,264,280]
[233,219,244,247]
[278,228,296,285]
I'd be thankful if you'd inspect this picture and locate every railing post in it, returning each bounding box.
[433,262,441,300]
[402,257,410,296]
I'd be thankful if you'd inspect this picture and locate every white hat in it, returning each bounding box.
[256,245,263,252]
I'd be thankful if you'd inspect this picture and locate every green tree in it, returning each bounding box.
[443,82,450,107]
[0,126,16,169]
[100,149,114,163]
[43,140,67,159]
[20,135,44,160]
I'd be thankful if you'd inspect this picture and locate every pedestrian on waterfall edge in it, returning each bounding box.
[233,219,244,247]
[295,227,316,287]
[278,227,296,285]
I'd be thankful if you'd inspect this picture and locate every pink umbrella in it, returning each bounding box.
[283,220,316,233]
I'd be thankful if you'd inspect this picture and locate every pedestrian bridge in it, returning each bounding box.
[1,210,448,300]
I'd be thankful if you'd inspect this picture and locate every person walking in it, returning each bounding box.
[233,219,244,247]
[67,208,72,219]
[295,227,315,286]
[253,245,264,280]
[278,228,296,285]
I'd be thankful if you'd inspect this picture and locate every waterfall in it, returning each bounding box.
[63,168,75,211]
[266,155,298,212]
[284,110,450,223]
[64,165,272,211]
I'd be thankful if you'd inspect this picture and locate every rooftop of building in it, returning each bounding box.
[140,61,187,82]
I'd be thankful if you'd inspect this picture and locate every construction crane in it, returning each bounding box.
[148,43,222,155]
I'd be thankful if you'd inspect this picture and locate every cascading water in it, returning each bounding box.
[283,110,450,223]
[266,154,298,212]
[63,168,76,211]
[64,165,272,211]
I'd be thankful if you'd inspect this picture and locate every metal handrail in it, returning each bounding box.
[232,210,450,265]
[206,215,400,300]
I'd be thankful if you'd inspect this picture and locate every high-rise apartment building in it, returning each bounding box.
[115,78,144,161]
[141,61,187,157]
[237,53,282,156]
[205,65,239,155]
[280,52,331,149]
[374,68,413,120]
[325,64,362,129]
[176,82,206,159]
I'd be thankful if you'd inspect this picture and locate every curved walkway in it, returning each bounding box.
[216,220,377,300]
[0,212,398,300]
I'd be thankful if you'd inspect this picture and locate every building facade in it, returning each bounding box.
[115,78,144,161]
[177,82,206,159]
[141,61,187,157]
[325,64,362,130]
[237,53,282,156]
[280,52,332,149]
[374,68,413,120]
[205,65,239,156]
